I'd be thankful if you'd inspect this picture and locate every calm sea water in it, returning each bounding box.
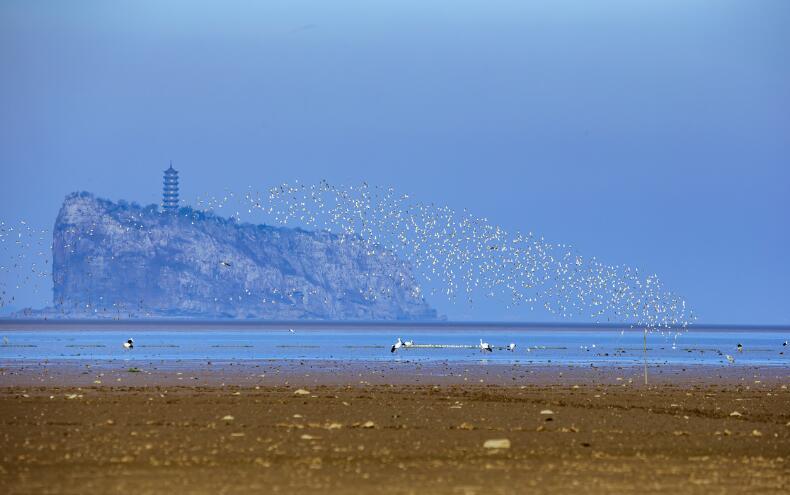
[0,325,787,366]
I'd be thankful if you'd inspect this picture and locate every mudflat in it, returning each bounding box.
[1,363,788,494]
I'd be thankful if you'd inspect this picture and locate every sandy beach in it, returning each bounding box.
[1,361,788,494]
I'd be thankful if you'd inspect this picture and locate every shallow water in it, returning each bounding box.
[0,326,787,366]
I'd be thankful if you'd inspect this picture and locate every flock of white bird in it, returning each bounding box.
[2,181,695,331]
[239,180,694,330]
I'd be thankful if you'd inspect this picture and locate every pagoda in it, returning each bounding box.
[162,162,179,213]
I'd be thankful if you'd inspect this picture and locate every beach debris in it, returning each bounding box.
[325,422,343,430]
[391,338,403,353]
[458,422,475,430]
[361,421,376,429]
[123,338,134,349]
[300,434,319,440]
[65,393,82,400]
[222,415,235,422]
[729,411,743,417]
[751,429,763,437]
[230,432,245,437]
[127,367,142,372]
[483,439,511,449]
[673,431,690,436]
[479,339,493,352]
[293,388,311,395]
[540,409,555,415]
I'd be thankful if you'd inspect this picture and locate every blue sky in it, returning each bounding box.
[1,1,788,324]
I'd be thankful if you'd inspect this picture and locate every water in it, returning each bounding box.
[1,326,787,366]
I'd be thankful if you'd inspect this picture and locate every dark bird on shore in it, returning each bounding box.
[737,343,743,353]
[123,338,134,349]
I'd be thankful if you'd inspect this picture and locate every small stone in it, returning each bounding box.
[458,422,475,430]
[752,430,763,437]
[483,439,511,449]
[540,409,554,415]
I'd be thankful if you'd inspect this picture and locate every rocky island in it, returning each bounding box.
[47,192,436,320]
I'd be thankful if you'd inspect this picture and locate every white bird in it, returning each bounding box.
[404,339,414,348]
[289,328,295,334]
[479,339,493,352]
[507,343,516,352]
[391,338,403,353]
[123,338,134,350]
[725,354,734,363]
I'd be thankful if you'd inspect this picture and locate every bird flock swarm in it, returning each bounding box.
[2,180,695,330]
[208,180,695,330]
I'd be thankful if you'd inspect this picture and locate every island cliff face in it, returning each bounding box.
[52,193,437,320]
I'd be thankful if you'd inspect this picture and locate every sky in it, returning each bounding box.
[0,1,788,324]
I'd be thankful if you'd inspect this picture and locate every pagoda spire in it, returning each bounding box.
[162,162,179,213]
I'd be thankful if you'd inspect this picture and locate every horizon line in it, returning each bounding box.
[0,318,787,332]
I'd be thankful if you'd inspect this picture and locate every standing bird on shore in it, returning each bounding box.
[391,338,403,353]
[404,339,414,348]
[479,339,493,352]
[507,343,516,352]
[737,343,743,353]
[123,338,134,350]
[783,341,787,347]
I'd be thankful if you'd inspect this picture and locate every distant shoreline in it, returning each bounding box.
[0,318,787,332]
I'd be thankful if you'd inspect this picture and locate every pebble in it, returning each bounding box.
[483,439,511,449]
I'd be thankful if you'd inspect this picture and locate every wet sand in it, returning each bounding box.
[1,361,788,494]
